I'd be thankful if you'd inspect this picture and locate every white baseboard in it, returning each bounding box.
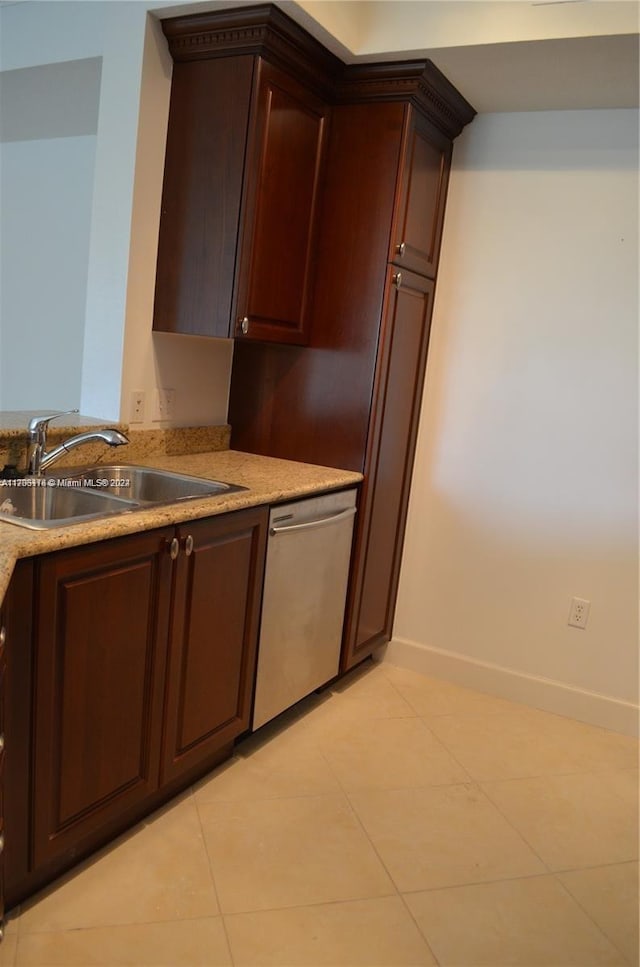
[380,637,640,737]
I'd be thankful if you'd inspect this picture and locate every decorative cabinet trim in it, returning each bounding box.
[162,4,340,101]
[161,4,476,139]
[339,62,475,139]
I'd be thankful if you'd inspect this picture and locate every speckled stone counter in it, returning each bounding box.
[0,414,230,471]
[0,450,362,608]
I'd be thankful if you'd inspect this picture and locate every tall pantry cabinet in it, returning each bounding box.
[155,5,475,672]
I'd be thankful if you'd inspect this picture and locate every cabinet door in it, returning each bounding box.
[343,268,435,668]
[2,560,33,909]
[0,601,5,938]
[161,508,267,783]
[153,57,254,337]
[32,530,174,867]
[390,110,452,279]
[233,61,328,345]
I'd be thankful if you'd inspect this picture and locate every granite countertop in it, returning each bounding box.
[0,450,362,608]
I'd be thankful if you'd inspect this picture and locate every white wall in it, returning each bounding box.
[0,1,105,70]
[119,14,233,429]
[391,110,639,733]
[0,0,232,425]
[0,2,107,414]
[0,135,96,410]
[79,1,149,420]
[353,1,638,54]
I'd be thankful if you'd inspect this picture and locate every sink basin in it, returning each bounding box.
[0,466,246,530]
[58,466,246,504]
[0,481,138,530]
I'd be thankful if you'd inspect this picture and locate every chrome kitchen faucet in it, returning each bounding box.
[26,411,129,476]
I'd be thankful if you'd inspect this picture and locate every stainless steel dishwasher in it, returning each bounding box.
[252,488,357,730]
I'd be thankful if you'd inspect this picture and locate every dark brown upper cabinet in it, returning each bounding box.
[153,6,336,344]
[153,5,474,345]
[232,61,328,344]
[153,56,255,339]
[390,112,452,279]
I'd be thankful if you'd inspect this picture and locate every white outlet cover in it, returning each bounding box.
[568,596,591,629]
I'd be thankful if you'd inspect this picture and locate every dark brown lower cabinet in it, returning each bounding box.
[0,587,6,941]
[4,507,267,906]
[32,528,175,869]
[2,560,33,915]
[342,268,435,669]
[161,512,267,782]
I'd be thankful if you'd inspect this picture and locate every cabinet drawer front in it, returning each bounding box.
[32,532,173,867]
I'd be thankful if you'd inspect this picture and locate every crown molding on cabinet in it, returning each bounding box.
[161,3,476,140]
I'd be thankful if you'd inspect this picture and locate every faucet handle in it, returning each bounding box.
[28,409,80,437]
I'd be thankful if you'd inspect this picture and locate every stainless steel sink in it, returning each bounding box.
[0,466,246,530]
[0,481,138,530]
[58,465,245,504]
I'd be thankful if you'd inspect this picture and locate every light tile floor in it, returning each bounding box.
[2,661,638,966]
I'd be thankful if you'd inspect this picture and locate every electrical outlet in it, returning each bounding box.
[568,596,590,629]
[130,390,145,423]
[163,388,175,421]
[152,388,176,422]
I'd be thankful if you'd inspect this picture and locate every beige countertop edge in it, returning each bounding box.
[0,450,362,609]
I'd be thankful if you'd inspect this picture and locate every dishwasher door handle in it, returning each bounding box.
[269,506,356,537]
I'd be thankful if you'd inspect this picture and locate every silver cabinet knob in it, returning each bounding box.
[0,734,5,754]
[239,316,249,335]
[169,537,180,560]
[392,272,402,290]
[184,535,194,557]
[0,626,5,646]
[396,241,406,256]
[0,833,5,854]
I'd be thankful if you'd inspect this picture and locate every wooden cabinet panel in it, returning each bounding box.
[32,530,173,867]
[343,269,435,667]
[4,510,267,904]
[234,62,328,345]
[229,101,406,466]
[153,57,254,337]
[229,98,449,672]
[161,508,267,782]
[154,53,328,345]
[2,561,33,909]
[0,593,6,937]
[390,111,452,279]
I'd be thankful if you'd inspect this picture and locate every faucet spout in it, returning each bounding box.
[39,429,129,474]
[26,413,129,475]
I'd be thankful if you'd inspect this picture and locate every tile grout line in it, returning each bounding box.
[551,870,635,965]
[396,890,443,967]
[192,793,236,967]
[347,661,637,963]
[336,787,441,966]
[282,673,447,963]
[477,778,573,879]
[414,714,476,784]
[477,766,640,864]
